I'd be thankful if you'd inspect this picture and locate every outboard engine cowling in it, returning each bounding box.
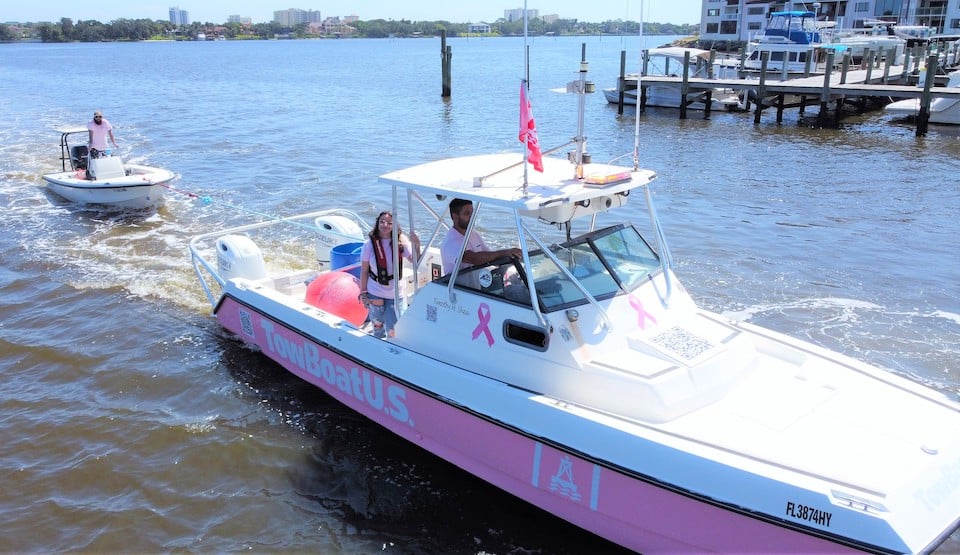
[315,215,364,267]
[216,234,267,281]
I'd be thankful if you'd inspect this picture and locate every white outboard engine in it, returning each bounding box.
[216,234,267,281]
[315,215,364,267]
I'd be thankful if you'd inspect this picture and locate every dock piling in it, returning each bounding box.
[680,51,690,120]
[617,50,627,114]
[917,54,939,137]
[440,31,452,98]
[754,52,770,124]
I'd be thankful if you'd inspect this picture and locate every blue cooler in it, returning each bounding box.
[330,242,364,278]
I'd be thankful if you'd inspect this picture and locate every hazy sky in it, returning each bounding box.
[5,1,704,26]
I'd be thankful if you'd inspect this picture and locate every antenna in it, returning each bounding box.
[633,0,644,171]
[522,0,530,190]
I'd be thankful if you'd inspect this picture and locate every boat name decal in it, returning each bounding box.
[258,318,411,426]
[785,501,832,527]
[471,303,495,346]
[431,296,470,316]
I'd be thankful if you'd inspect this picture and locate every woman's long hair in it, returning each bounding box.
[368,211,405,254]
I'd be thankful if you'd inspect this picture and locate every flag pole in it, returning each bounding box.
[522,0,530,191]
[633,0,644,171]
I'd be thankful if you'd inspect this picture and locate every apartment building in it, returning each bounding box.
[698,0,960,43]
[168,6,189,27]
[273,8,322,27]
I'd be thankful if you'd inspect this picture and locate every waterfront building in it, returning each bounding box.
[321,17,356,37]
[274,8,322,27]
[698,0,960,44]
[168,6,189,27]
[468,22,493,33]
[504,8,540,22]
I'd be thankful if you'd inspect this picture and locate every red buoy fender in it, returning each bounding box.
[304,271,367,326]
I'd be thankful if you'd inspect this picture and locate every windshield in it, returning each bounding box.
[438,224,661,312]
[529,224,661,312]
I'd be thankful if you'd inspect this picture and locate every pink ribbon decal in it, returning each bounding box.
[471,303,495,346]
[629,294,657,330]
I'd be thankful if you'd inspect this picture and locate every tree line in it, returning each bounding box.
[1,17,696,42]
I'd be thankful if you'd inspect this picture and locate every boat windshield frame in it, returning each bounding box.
[763,11,820,44]
[434,223,662,314]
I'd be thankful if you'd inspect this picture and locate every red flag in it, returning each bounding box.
[519,82,544,172]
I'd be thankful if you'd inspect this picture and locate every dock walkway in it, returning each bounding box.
[619,54,958,135]
[647,68,960,103]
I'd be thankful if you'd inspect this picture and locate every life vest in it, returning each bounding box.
[372,238,403,286]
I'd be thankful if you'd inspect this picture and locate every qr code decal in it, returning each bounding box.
[239,309,255,337]
[649,326,713,361]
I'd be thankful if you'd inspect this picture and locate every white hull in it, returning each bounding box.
[42,164,174,209]
[606,47,742,110]
[743,41,827,74]
[884,69,960,124]
[190,55,960,552]
[832,35,905,62]
[883,71,960,125]
[603,86,740,110]
[884,97,960,123]
[191,155,960,553]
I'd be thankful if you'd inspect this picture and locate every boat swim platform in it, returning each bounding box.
[629,66,960,133]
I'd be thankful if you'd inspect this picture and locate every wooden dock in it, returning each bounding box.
[620,52,959,136]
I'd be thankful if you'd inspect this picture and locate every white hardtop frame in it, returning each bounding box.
[379,153,661,328]
[379,152,655,214]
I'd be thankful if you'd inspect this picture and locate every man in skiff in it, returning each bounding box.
[87,111,118,158]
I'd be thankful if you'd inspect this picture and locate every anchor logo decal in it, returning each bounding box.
[549,455,582,502]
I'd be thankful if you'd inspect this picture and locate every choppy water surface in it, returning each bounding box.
[0,35,957,553]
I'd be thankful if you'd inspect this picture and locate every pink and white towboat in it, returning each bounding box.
[189,62,960,554]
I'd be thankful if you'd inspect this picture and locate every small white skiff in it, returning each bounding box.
[42,128,176,209]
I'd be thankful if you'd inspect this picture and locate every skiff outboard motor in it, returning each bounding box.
[70,145,89,170]
[216,234,267,281]
[315,215,363,268]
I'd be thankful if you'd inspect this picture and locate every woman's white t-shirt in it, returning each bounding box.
[360,236,411,299]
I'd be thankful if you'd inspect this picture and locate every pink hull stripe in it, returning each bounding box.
[216,296,864,554]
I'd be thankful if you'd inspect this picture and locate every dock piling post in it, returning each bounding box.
[840,52,850,85]
[819,50,835,121]
[680,51,691,120]
[755,52,769,124]
[617,50,627,114]
[441,31,452,98]
[917,54,938,137]
[882,49,893,84]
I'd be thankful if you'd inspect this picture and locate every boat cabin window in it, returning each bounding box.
[528,224,661,312]
[437,225,660,313]
[437,257,534,306]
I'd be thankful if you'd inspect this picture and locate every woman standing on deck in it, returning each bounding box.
[358,211,420,338]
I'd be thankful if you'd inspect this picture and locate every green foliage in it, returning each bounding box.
[7,16,698,43]
[0,24,16,41]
